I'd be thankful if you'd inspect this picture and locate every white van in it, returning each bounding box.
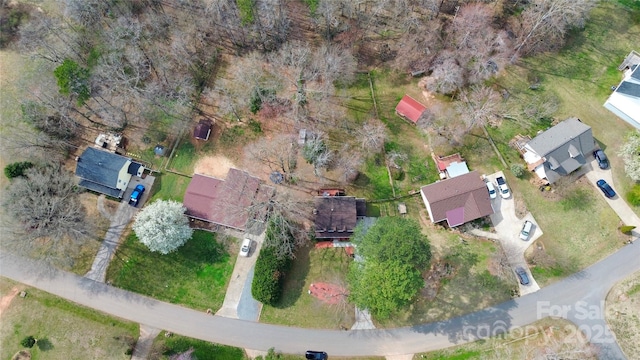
[520,221,533,241]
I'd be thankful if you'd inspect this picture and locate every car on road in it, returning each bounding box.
[305,351,328,360]
[240,238,252,257]
[520,220,533,241]
[486,181,497,199]
[496,176,510,199]
[593,149,609,169]
[515,266,530,285]
[129,184,145,206]
[596,179,616,198]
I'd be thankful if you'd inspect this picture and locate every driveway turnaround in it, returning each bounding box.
[485,171,542,295]
[2,234,638,359]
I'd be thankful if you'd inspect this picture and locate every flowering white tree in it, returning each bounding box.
[133,200,193,254]
[620,131,640,181]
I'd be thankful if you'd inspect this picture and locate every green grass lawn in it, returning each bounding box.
[511,174,625,285]
[259,246,355,329]
[149,172,191,202]
[106,230,235,311]
[0,278,138,360]
[150,331,244,360]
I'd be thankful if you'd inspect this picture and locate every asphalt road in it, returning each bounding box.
[2,237,638,358]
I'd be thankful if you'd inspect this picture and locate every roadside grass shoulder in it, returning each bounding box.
[606,271,640,357]
[151,332,244,360]
[259,246,355,329]
[416,318,597,359]
[106,230,234,311]
[0,278,138,360]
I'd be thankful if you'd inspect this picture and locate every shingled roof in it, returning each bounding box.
[314,196,365,239]
[395,95,426,124]
[75,147,140,198]
[183,169,275,231]
[420,171,493,227]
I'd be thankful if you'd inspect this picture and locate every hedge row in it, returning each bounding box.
[251,245,290,306]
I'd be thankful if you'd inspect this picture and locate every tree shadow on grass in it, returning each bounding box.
[273,244,312,309]
[36,338,53,351]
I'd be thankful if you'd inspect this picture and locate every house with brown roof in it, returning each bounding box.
[420,171,493,227]
[395,95,427,124]
[183,168,275,231]
[314,196,366,239]
[194,119,213,140]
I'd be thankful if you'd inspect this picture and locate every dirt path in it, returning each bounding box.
[0,287,20,318]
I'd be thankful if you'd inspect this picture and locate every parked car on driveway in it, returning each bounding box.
[596,179,616,198]
[486,181,497,199]
[515,266,530,285]
[496,176,510,199]
[593,149,609,169]
[520,220,533,241]
[129,184,145,206]
[240,238,252,257]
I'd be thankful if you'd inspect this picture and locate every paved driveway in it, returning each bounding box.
[85,175,155,282]
[216,230,265,320]
[485,171,542,295]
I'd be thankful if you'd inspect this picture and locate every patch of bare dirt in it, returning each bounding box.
[513,195,528,219]
[11,350,31,360]
[422,261,455,300]
[0,287,20,318]
[193,155,235,178]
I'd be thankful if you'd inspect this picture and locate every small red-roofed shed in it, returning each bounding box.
[395,95,427,124]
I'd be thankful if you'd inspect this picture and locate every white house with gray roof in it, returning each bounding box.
[75,147,144,198]
[523,118,595,184]
[604,51,640,130]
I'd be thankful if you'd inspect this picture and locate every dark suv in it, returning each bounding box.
[515,266,530,286]
[596,179,616,198]
[593,149,609,169]
[305,351,328,360]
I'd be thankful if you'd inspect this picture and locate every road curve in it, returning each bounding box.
[1,240,639,358]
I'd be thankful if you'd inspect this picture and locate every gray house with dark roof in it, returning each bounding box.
[604,51,640,130]
[522,118,595,184]
[75,147,144,198]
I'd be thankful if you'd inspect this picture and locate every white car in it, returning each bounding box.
[486,181,497,199]
[240,238,252,257]
[496,176,510,199]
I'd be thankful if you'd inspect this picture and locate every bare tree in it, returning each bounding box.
[1,164,98,267]
[336,144,364,183]
[511,0,596,59]
[456,85,501,131]
[245,134,298,179]
[424,51,465,95]
[355,119,387,153]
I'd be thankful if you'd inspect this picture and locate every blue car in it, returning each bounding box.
[129,184,146,206]
[596,179,616,198]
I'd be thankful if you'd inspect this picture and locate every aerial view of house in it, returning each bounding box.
[522,117,595,184]
[75,147,145,198]
[420,171,494,227]
[2,1,640,359]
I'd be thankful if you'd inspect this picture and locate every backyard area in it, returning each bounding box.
[106,230,235,311]
[0,278,138,360]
